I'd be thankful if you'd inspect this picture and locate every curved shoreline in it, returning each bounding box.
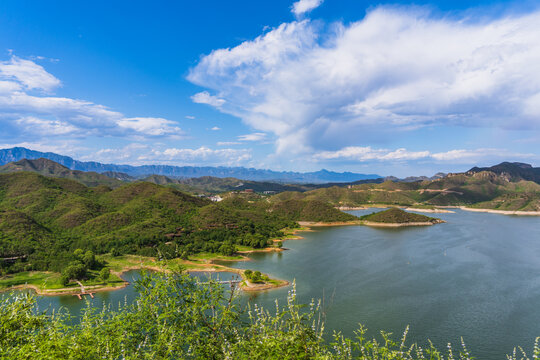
[0,281,129,297]
[0,254,290,296]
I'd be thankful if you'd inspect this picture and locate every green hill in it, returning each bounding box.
[0,172,355,275]
[360,208,440,224]
[269,171,540,211]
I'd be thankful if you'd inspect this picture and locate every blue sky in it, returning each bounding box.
[0,0,539,177]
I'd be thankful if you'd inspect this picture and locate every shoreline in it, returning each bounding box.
[335,206,366,210]
[298,220,362,227]
[360,220,445,227]
[458,206,540,216]
[406,207,455,214]
[0,250,290,296]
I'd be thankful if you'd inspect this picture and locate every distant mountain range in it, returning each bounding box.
[0,147,380,183]
[0,158,123,188]
[0,158,384,194]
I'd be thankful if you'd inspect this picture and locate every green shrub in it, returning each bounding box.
[0,272,537,359]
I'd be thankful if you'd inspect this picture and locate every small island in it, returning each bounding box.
[360,208,445,227]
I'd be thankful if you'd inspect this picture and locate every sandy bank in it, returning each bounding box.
[361,220,445,227]
[406,208,455,214]
[335,206,367,210]
[241,279,289,292]
[2,282,129,296]
[298,221,362,227]
[237,247,284,254]
[459,207,540,216]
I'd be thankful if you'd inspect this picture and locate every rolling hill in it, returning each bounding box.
[0,171,355,274]
[270,170,540,211]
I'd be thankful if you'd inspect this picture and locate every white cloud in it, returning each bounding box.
[185,115,196,119]
[117,117,183,137]
[314,146,534,163]
[217,141,241,146]
[238,132,266,141]
[191,91,225,107]
[155,146,251,165]
[77,144,252,167]
[0,55,183,141]
[189,7,540,156]
[211,126,221,131]
[291,0,323,16]
[315,146,430,161]
[430,148,534,162]
[87,143,150,163]
[0,141,84,155]
[15,116,80,136]
[0,56,61,92]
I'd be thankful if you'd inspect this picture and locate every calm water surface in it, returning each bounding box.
[18,209,540,358]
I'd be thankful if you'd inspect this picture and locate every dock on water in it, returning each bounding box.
[72,280,95,300]
[74,292,95,300]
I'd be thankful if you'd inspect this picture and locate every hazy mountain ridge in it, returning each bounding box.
[0,158,124,188]
[0,147,380,183]
[0,157,384,194]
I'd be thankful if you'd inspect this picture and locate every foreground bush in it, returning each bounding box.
[0,272,538,359]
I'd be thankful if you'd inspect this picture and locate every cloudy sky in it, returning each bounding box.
[0,0,539,176]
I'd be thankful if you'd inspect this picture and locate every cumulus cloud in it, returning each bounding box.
[0,56,61,92]
[117,117,182,137]
[0,55,183,141]
[80,144,252,167]
[191,91,225,107]
[153,146,251,166]
[291,0,323,16]
[189,7,540,156]
[211,126,221,131]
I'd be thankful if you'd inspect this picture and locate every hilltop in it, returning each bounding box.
[270,170,540,212]
[360,208,443,227]
[468,162,540,184]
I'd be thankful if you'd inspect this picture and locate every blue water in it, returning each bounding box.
[8,209,540,358]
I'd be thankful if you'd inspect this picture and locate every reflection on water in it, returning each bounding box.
[4,209,540,358]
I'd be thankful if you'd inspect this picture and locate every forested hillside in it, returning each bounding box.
[271,171,540,211]
[0,172,352,275]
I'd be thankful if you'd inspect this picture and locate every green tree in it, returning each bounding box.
[110,247,121,257]
[82,250,96,269]
[61,262,86,283]
[73,248,84,261]
[99,268,110,281]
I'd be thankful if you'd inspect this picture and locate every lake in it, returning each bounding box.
[19,209,540,358]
